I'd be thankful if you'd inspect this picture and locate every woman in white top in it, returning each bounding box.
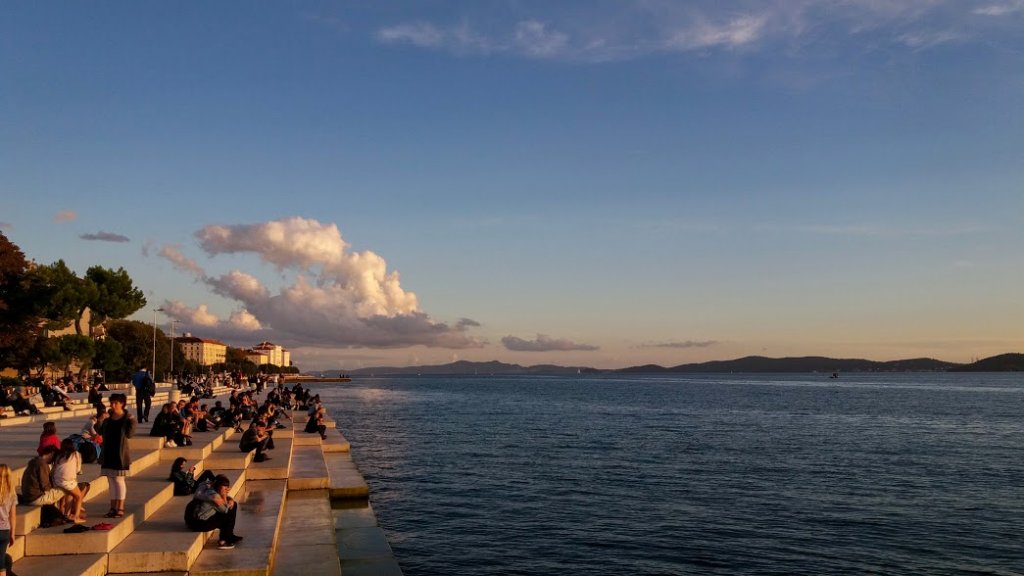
[0,464,17,575]
[52,438,86,523]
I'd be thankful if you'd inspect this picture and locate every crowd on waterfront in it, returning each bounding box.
[0,369,330,562]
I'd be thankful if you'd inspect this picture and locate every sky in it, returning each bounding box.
[2,1,1022,370]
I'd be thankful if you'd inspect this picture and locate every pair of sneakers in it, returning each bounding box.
[165,439,177,448]
[217,534,244,549]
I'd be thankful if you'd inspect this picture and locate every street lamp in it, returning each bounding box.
[168,319,178,382]
[152,307,164,381]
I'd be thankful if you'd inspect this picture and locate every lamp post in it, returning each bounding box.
[152,307,164,381]
[168,319,178,381]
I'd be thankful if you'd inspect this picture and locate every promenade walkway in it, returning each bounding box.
[0,383,401,575]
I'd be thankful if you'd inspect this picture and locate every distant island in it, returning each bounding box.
[310,353,1024,377]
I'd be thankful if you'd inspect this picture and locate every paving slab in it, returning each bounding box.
[336,527,396,561]
[322,431,350,453]
[332,500,380,530]
[337,557,405,576]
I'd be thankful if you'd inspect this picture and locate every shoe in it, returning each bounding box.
[228,535,244,544]
[217,540,235,550]
[165,440,177,448]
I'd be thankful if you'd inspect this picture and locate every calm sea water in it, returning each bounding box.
[310,373,1024,576]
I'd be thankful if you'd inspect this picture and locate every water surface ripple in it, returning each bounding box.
[313,373,1024,575]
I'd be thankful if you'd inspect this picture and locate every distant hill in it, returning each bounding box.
[620,356,958,373]
[949,353,1024,372]
[316,355,966,377]
[338,360,591,376]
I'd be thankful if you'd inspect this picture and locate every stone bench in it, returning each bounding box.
[324,452,369,500]
[287,446,328,491]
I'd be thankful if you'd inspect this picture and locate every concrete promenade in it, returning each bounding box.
[1,382,403,576]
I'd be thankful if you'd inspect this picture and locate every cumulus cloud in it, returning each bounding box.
[502,334,599,352]
[54,210,77,223]
[160,217,481,350]
[638,340,718,349]
[80,231,130,243]
[161,301,221,328]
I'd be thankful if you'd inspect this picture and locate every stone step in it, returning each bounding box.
[204,437,256,470]
[8,552,107,576]
[324,452,369,499]
[189,479,288,576]
[287,446,328,491]
[107,469,246,574]
[247,437,292,481]
[23,464,176,556]
[322,431,350,453]
[271,490,340,576]
[332,500,403,576]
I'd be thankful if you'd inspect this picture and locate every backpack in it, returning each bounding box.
[67,433,101,464]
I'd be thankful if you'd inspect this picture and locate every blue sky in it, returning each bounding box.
[2,1,1022,370]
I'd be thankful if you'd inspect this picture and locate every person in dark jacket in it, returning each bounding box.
[98,393,135,518]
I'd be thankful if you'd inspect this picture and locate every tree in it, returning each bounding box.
[85,266,146,327]
[106,320,170,381]
[0,232,40,371]
[28,260,97,334]
[57,334,95,376]
[92,337,124,376]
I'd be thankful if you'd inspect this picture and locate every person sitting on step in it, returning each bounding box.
[238,419,271,462]
[184,474,243,550]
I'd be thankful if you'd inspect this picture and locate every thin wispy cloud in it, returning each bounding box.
[0,222,12,230]
[638,340,719,349]
[372,1,1022,62]
[54,210,77,223]
[502,334,599,352]
[757,222,987,238]
[80,231,130,243]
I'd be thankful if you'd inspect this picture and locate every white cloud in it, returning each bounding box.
[377,22,449,48]
[159,244,208,278]
[502,334,599,352]
[973,2,1024,16]
[161,217,481,350]
[371,2,1020,62]
[663,14,768,51]
[162,300,220,328]
[514,20,570,58]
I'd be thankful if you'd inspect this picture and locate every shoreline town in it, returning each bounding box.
[0,374,402,576]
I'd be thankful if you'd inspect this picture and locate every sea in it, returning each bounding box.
[309,373,1024,576]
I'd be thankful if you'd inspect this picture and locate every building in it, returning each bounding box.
[246,351,270,366]
[250,341,290,367]
[176,334,227,366]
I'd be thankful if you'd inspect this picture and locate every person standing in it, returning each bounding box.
[132,367,154,423]
[98,393,135,518]
[0,464,16,576]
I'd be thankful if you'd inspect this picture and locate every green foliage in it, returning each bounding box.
[85,266,146,325]
[0,232,40,370]
[93,337,124,375]
[29,260,97,333]
[106,320,170,381]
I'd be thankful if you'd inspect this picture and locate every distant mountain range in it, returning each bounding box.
[310,353,1024,376]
